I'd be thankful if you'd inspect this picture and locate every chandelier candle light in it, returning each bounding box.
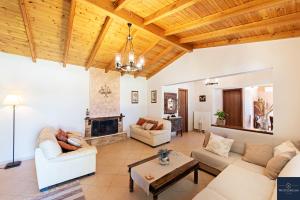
[115,23,144,73]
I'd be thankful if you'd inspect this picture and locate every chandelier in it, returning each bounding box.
[115,23,144,73]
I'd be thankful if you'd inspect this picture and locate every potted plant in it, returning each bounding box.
[214,110,227,126]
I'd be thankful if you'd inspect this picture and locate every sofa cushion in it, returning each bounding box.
[206,165,275,200]
[274,140,299,156]
[232,159,265,175]
[191,148,241,171]
[242,143,273,167]
[205,133,234,158]
[136,118,146,126]
[39,140,62,159]
[264,151,296,180]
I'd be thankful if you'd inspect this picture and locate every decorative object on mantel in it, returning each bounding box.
[115,23,144,73]
[214,110,228,126]
[204,78,219,86]
[131,91,139,104]
[86,108,90,117]
[158,149,170,165]
[2,95,23,169]
[199,95,206,102]
[98,84,112,98]
[164,93,177,114]
[151,90,157,103]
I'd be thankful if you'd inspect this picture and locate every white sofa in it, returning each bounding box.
[130,117,171,147]
[35,127,97,191]
[192,131,300,200]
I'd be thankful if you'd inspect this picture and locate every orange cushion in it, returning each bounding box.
[136,118,146,126]
[147,120,158,130]
[56,129,68,142]
[58,141,79,151]
[155,124,164,130]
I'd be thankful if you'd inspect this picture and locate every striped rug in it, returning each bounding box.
[31,181,85,200]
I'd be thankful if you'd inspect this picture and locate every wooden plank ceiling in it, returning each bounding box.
[0,0,300,78]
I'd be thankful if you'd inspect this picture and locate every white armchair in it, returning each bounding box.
[35,127,97,191]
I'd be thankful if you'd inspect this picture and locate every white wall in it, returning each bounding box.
[120,74,148,135]
[0,53,148,163]
[0,53,89,163]
[148,37,300,140]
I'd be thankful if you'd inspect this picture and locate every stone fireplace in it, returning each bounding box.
[85,114,127,146]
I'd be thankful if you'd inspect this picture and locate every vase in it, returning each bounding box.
[216,119,226,126]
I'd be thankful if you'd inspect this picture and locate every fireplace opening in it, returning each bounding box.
[91,118,118,137]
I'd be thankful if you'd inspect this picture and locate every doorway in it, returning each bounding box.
[223,88,243,127]
[178,89,188,132]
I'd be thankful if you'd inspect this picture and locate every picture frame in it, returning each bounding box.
[199,95,206,102]
[151,90,157,103]
[131,91,139,104]
[164,92,177,114]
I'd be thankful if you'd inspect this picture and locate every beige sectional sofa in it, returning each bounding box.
[191,131,300,200]
[130,117,171,147]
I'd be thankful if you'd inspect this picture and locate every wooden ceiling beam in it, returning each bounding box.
[19,0,36,62]
[133,39,160,77]
[114,0,130,11]
[165,0,286,36]
[180,12,300,43]
[144,0,200,25]
[193,29,300,49]
[147,51,186,79]
[86,16,113,69]
[105,29,138,73]
[135,46,174,77]
[82,0,193,52]
[63,0,76,67]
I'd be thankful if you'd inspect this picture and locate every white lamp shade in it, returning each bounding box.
[3,95,23,106]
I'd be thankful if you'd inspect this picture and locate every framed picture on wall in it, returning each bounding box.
[164,92,177,114]
[131,91,139,104]
[199,95,206,102]
[151,90,157,103]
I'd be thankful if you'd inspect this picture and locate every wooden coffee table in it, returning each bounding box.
[128,152,199,200]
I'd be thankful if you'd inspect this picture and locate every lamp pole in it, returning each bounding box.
[12,104,15,163]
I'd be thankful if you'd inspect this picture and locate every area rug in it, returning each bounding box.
[31,181,85,200]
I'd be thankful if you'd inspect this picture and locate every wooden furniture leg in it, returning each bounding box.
[129,176,134,192]
[194,168,198,184]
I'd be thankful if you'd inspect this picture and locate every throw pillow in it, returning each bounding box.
[56,129,68,142]
[136,118,146,126]
[155,124,164,130]
[242,143,273,167]
[67,137,81,147]
[147,120,159,130]
[203,132,211,148]
[58,141,79,151]
[205,133,234,158]
[142,123,154,130]
[264,151,296,180]
[274,141,300,156]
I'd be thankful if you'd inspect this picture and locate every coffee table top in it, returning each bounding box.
[128,151,199,194]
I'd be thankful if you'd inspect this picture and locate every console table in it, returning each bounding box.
[164,117,183,136]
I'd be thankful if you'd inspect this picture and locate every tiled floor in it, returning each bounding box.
[0,132,214,200]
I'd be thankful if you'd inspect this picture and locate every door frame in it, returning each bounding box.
[178,88,188,132]
[222,88,243,127]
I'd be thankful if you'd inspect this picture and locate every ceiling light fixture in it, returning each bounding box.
[115,23,144,73]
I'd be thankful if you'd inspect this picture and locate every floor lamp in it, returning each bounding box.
[3,95,23,169]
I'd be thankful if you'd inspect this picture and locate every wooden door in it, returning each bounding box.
[223,89,243,127]
[178,89,188,132]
